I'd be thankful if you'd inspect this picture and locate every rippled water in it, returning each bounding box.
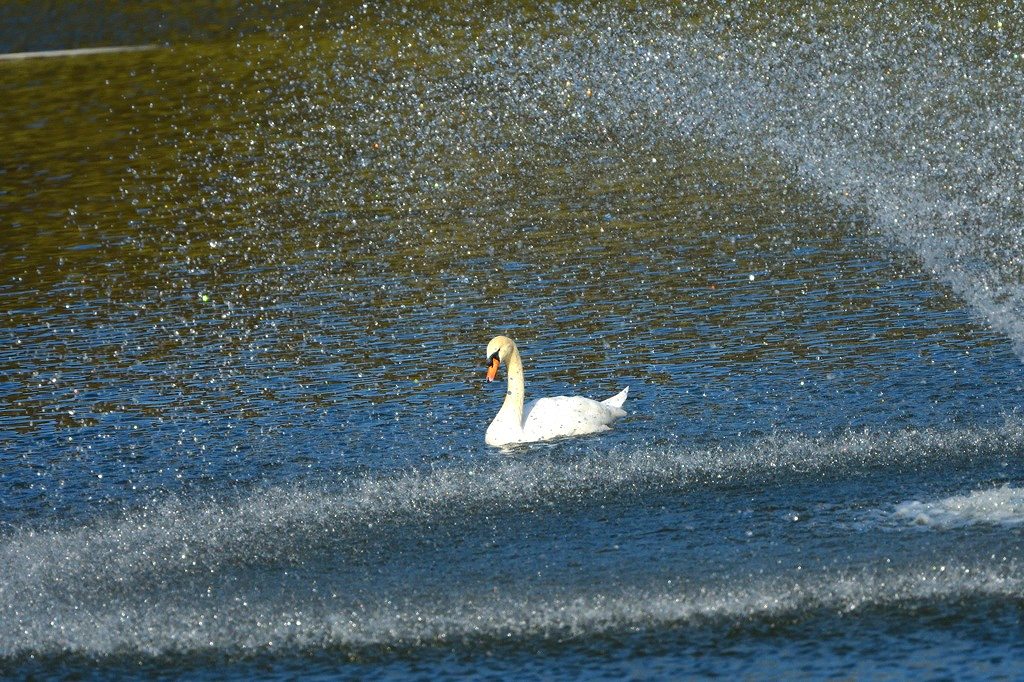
[3,1,1024,678]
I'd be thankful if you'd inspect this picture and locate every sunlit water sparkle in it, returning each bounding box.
[3,1,1024,679]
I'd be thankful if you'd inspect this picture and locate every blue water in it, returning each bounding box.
[3,1,1024,678]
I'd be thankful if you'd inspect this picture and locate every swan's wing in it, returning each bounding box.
[521,395,626,441]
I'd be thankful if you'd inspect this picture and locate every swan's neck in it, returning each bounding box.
[497,345,526,428]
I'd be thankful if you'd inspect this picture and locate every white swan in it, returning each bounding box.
[484,335,629,447]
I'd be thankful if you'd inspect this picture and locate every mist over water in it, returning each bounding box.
[179,0,1024,361]
[3,1,1024,678]
[411,2,1024,356]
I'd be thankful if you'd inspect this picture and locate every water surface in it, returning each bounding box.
[3,1,1024,679]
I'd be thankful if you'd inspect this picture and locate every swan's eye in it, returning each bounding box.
[487,350,500,365]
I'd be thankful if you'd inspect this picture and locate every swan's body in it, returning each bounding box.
[484,335,628,447]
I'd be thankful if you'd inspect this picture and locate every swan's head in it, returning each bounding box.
[485,335,516,382]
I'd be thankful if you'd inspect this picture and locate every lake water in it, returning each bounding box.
[3,1,1024,678]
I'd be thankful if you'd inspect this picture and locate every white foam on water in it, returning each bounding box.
[2,417,1024,658]
[0,555,1019,658]
[325,561,1022,649]
[2,415,1022,601]
[896,485,1024,529]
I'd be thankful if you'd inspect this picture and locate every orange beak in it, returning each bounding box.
[486,356,500,382]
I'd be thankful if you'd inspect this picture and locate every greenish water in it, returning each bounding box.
[3,2,1024,679]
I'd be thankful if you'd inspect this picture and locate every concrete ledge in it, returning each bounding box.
[0,45,159,61]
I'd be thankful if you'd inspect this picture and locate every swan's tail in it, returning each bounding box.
[601,386,629,409]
